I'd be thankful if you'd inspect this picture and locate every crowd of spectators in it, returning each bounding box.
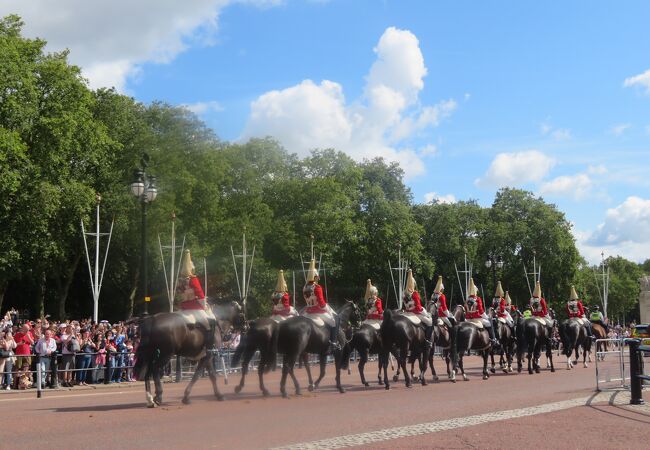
[1,308,138,390]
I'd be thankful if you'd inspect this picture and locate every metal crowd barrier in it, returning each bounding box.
[628,339,649,405]
[595,338,629,391]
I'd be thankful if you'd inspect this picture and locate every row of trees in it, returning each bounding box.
[1,15,647,323]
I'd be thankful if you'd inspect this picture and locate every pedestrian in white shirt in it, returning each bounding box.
[35,329,57,388]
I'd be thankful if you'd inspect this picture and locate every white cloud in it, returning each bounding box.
[181,100,224,115]
[587,164,607,175]
[611,123,631,136]
[424,192,456,204]
[539,173,592,200]
[0,0,277,91]
[240,27,456,179]
[419,144,438,156]
[551,128,571,140]
[623,69,650,94]
[475,150,555,188]
[587,196,650,246]
[540,122,552,135]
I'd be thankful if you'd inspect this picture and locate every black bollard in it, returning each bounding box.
[50,353,58,389]
[104,351,112,384]
[629,339,644,405]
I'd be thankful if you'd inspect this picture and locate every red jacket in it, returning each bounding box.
[567,300,585,318]
[437,293,449,317]
[306,283,327,314]
[497,298,508,317]
[366,297,384,320]
[404,291,423,313]
[189,276,205,300]
[531,297,548,317]
[272,293,293,316]
[466,296,484,319]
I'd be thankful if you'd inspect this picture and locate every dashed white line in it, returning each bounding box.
[271,392,640,450]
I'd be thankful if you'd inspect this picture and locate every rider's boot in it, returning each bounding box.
[425,325,433,348]
[328,321,341,353]
[487,323,499,348]
[586,321,594,340]
[207,319,217,352]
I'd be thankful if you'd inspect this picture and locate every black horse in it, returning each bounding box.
[558,318,592,370]
[274,301,360,398]
[488,309,515,374]
[426,303,463,382]
[134,300,246,407]
[349,321,386,387]
[449,306,492,382]
[379,309,429,390]
[231,317,279,396]
[516,311,555,374]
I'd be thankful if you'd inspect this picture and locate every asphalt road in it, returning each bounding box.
[1,355,648,449]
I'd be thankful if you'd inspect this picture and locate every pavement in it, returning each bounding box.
[1,355,648,449]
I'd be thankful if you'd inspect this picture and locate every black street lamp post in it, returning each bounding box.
[130,154,158,315]
[485,252,504,294]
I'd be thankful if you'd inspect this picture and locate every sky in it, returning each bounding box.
[3,0,650,264]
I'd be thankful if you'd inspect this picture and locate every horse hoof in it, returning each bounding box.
[517,368,522,374]
[234,385,242,394]
[262,389,270,397]
[385,385,390,390]
[490,367,496,374]
[281,392,289,399]
[483,374,489,380]
[364,382,370,387]
[308,384,315,392]
[550,368,556,373]
[432,376,439,382]
[378,380,384,386]
[147,402,156,408]
[535,367,540,374]
[528,370,534,375]
[181,397,190,405]
[295,390,302,396]
[421,379,428,386]
[393,375,399,382]
[405,382,412,388]
[502,368,509,374]
[338,387,346,394]
[463,375,469,381]
[583,364,588,368]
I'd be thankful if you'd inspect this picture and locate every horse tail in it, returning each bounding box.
[268,322,280,373]
[231,333,247,367]
[133,316,154,381]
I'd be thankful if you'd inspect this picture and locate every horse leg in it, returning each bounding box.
[301,354,315,391]
[206,353,224,401]
[400,348,411,388]
[490,350,496,374]
[144,369,155,408]
[257,355,270,397]
[234,349,253,394]
[381,350,390,390]
[482,351,490,380]
[153,363,164,405]
[314,355,326,388]
[182,357,208,405]
[280,360,290,398]
[358,349,370,387]
[444,350,452,379]
[459,354,469,381]
[429,348,439,382]
[335,351,345,394]
[583,344,589,368]
[377,354,384,385]
[534,344,541,374]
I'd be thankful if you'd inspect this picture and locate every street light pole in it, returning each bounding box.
[130,154,158,316]
[485,252,504,295]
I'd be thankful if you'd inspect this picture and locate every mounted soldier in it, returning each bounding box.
[302,258,339,351]
[177,249,217,349]
[589,305,609,334]
[402,269,433,345]
[271,270,297,321]
[363,279,383,325]
[567,285,593,338]
[430,275,455,329]
[529,281,553,331]
[465,278,498,345]
[494,282,514,333]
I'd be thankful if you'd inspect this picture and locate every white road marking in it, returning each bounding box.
[272,391,644,450]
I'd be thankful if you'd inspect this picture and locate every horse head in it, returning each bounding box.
[426,295,439,318]
[339,300,362,328]
[210,298,248,332]
[453,304,465,322]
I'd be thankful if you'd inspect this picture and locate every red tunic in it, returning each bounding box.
[567,300,585,318]
[366,297,384,320]
[272,293,293,316]
[465,296,484,319]
[405,291,423,313]
[306,283,327,314]
[531,297,548,317]
[437,293,449,317]
[180,276,206,310]
[497,298,508,318]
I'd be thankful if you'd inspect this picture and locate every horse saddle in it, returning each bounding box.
[531,316,546,325]
[177,309,215,331]
[302,313,334,327]
[497,317,507,324]
[400,311,422,326]
[270,314,288,323]
[466,318,484,329]
[436,318,444,326]
[362,319,381,330]
[572,317,585,326]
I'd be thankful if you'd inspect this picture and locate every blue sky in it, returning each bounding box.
[3,0,650,263]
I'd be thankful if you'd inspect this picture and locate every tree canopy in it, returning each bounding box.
[1,15,647,323]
